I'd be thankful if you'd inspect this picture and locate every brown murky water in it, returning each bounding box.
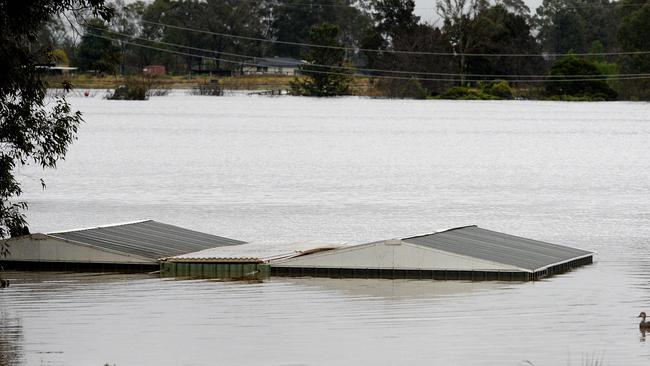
[1,95,649,365]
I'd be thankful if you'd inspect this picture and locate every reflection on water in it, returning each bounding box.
[1,270,649,366]
[280,277,509,299]
[0,308,23,366]
[3,95,650,365]
[641,328,646,343]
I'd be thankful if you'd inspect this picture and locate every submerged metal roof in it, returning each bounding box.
[166,242,341,263]
[403,226,593,272]
[48,220,246,261]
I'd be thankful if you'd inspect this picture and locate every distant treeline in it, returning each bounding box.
[37,0,650,100]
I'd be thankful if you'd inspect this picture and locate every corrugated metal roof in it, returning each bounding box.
[48,220,246,261]
[403,226,593,272]
[166,242,341,263]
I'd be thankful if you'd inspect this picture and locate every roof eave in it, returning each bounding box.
[531,252,595,273]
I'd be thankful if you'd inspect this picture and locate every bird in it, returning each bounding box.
[639,312,650,329]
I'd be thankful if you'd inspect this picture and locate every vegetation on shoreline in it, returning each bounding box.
[1,1,112,251]
[105,76,169,100]
[31,0,649,101]
[437,81,514,100]
[290,24,352,97]
[44,73,633,102]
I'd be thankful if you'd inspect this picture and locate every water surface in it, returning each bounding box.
[2,94,650,365]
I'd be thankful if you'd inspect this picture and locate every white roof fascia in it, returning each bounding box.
[47,219,152,234]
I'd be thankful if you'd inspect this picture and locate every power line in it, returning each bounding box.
[88,32,650,83]
[140,18,650,57]
[95,26,650,79]
[230,0,647,11]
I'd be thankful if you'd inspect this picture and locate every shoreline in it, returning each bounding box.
[43,74,646,101]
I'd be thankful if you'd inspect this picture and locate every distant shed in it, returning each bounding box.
[271,226,594,281]
[0,220,245,271]
[241,57,306,76]
[143,65,166,75]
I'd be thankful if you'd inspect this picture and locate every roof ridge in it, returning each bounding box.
[47,219,153,234]
[401,225,478,240]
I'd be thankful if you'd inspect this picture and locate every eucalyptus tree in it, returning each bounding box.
[464,4,543,80]
[108,0,147,74]
[0,0,112,253]
[533,0,618,54]
[436,0,490,84]
[143,0,268,73]
[617,0,650,99]
[271,0,373,58]
[361,0,420,69]
[77,18,121,74]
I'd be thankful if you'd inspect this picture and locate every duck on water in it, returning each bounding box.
[639,312,650,329]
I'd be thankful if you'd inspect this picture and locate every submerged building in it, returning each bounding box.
[163,225,594,281]
[271,226,594,281]
[0,220,245,271]
[160,242,340,279]
[1,221,594,281]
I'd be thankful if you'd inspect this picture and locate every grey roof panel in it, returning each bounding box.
[49,220,246,261]
[403,226,592,272]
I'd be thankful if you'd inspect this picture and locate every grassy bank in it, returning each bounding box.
[46,74,303,91]
[46,73,622,101]
[46,73,368,95]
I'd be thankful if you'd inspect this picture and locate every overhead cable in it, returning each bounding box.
[93,26,650,79]
[140,19,650,57]
[88,32,650,83]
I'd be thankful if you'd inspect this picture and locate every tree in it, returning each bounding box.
[495,0,530,17]
[0,0,112,256]
[373,0,420,40]
[533,0,618,54]
[143,0,268,73]
[464,4,543,81]
[544,54,617,100]
[361,0,421,71]
[50,49,70,65]
[77,18,121,74]
[617,0,650,100]
[271,0,372,59]
[290,23,351,96]
[437,0,490,84]
[373,23,456,95]
[109,0,146,75]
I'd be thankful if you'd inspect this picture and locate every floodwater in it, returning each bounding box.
[2,93,650,365]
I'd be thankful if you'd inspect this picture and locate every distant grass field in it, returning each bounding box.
[44,73,372,94]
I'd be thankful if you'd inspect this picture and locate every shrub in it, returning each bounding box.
[108,83,147,100]
[372,78,429,99]
[438,80,516,100]
[482,80,514,100]
[106,76,168,100]
[191,79,223,96]
[438,86,497,100]
[544,54,617,101]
